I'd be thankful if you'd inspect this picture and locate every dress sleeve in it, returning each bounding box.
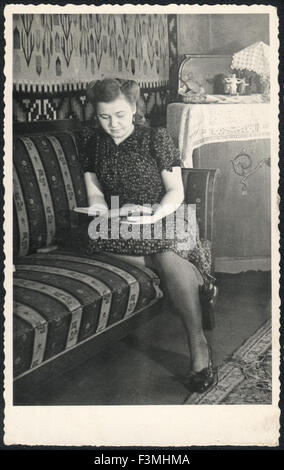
[151,127,182,172]
[77,127,98,173]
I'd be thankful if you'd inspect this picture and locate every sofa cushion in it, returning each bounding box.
[13,132,88,258]
[13,251,163,379]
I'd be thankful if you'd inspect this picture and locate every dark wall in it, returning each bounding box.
[178,14,269,56]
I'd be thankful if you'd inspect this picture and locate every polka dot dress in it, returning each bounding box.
[80,125,213,282]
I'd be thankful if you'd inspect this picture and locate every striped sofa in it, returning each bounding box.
[13,120,219,392]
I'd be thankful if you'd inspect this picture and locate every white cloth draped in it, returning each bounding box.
[167,102,271,167]
[231,41,270,78]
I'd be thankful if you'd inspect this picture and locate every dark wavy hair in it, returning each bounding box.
[86,78,147,125]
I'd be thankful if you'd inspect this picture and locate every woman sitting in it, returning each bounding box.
[80,77,217,393]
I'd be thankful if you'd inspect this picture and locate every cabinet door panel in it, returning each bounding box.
[193,139,271,259]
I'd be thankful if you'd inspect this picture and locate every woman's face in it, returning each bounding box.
[97,96,136,140]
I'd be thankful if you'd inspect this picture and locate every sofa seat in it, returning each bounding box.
[13,250,163,380]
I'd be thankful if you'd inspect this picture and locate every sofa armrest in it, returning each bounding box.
[181,168,220,243]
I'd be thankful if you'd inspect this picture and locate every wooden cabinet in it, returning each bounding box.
[167,101,271,273]
[193,139,271,272]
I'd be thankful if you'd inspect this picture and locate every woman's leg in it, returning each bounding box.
[104,250,209,373]
[151,251,209,373]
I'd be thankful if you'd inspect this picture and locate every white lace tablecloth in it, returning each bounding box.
[167,102,271,167]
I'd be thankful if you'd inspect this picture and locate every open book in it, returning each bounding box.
[73,207,105,216]
[73,206,153,217]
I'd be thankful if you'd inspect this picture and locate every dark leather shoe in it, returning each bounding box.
[188,346,218,394]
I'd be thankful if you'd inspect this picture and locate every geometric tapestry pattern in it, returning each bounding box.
[13,13,176,126]
[13,13,169,89]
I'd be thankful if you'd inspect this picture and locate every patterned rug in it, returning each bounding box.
[185,320,272,405]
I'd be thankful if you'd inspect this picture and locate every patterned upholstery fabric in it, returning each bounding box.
[13,132,88,258]
[14,251,163,379]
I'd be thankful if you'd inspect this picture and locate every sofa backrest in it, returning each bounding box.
[13,123,88,258]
